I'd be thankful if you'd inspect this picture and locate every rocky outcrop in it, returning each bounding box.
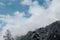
[17,21,60,40]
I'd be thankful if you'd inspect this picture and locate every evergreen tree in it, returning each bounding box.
[3,30,14,40]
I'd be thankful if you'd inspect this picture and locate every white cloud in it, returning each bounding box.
[0,0,60,40]
[48,0,60,20]
[21,0,32,5]
[0,11,27,40]
[43,0,52,7]
[0,2,5,6]
[28,0,56,27]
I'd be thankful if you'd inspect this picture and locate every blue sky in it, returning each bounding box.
[0,0,52,15]
[0,0,28,15]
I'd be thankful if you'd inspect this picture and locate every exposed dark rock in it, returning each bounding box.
[16,21,60,40]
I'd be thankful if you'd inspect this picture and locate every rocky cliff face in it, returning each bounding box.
[17,21,60,40]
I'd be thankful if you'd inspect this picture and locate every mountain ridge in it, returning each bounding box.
[16,21,60,40]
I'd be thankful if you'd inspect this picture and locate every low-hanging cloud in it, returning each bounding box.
[0,0,60,40]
